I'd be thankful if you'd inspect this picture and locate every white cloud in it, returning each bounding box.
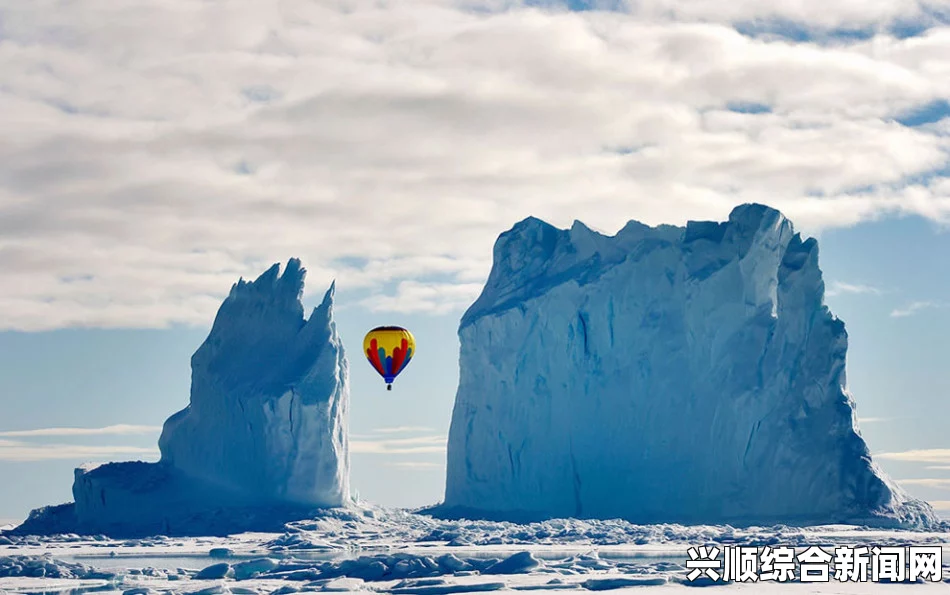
[351,434,447,455]
[0,441,159,462]
[875,448,950,463]
[371,426,436,434]
[622,0,936,30]
[0,425,162,437]
[349,427,435,439]
[0,1,949,329]
[856,416,889,423]
[0,425,163,461]
[825,281,882,297]
[895,478,950,489]
[361,281,484,315]
[890,300,943,317]
[385,461,443,470]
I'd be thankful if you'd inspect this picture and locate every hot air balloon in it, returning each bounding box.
[363,326,415,390]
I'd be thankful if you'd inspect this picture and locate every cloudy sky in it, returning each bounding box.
[1,0,950,522]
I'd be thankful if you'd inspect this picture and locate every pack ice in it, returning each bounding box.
[15,259,349,537]
[441,204,936,528]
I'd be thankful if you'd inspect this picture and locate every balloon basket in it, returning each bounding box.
[387,384,392,391]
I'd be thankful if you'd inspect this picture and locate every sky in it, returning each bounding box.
[0,0,949,522]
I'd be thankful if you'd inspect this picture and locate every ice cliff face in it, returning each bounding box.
[442,204,936,528]
[16,259,349,537]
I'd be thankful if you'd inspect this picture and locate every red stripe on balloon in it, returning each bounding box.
[367,338,386,376]
[391,338,407,374]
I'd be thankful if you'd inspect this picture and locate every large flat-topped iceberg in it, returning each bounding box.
[441,204,936,528]
[15,259,349,537]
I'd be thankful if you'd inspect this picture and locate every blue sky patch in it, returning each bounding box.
[602,144,648,155]
[734,19,878,44]
[524,0,627,12]
[333,256,372,269]
[900,162,950,188]
[894,99,950,128]
[889,7,950,39]
[725,101,772,115]
[242,85,282,104]
[234,161,253,175]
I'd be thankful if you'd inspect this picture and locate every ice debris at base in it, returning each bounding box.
[0,555,106,579]
[3,546,950,593]
[441,203,936,528]
[13,504,947,550]
[3,512,950,592]
[12,259,349,538]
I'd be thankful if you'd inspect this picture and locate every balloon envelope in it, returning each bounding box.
[363,326,415,389]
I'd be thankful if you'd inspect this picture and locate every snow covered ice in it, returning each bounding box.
[13,259,349,537]
[2,510,949,593]
[440,203,936,528]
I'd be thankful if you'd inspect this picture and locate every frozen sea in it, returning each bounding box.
[2,506,949,594]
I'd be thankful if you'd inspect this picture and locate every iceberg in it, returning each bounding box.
[439,204,936,528]
[158,258,348,507]
[14,259,350,537]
